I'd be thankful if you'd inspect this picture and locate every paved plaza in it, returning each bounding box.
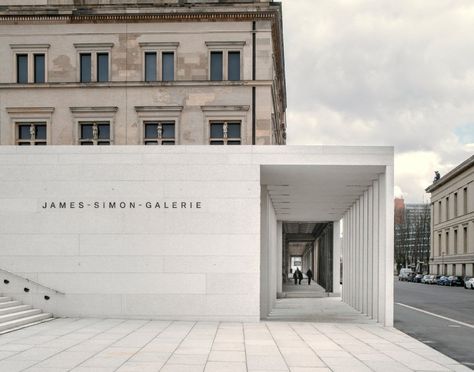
[0,313,470,372]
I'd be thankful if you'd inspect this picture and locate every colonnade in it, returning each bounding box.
[341,168,394,326]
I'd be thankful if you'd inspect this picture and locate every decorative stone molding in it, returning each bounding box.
[70,106,118,114]
[6,107,55,115]
[135,106,183,113]
[73,43,114,50]
[205,41,246,47]
[201,105,250,112]
[10,44,50,49]
[139,42,179,48]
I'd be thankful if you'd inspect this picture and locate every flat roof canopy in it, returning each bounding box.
[261,164,385,222]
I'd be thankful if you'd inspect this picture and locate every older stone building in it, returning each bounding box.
[0,0,286,146]
[426,155,474,277]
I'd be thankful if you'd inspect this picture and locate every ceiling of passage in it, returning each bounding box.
[261,164,385,222]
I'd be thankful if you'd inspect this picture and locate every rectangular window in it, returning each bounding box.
[97,53,109,82]
[464,187,468,214]
[144,121,175,145]
[438,234,442,256]
[210,121,241,145]
[17,122,47,145]
[162,52,174,81]
[16,54,28,83]
[445,231,449,255]
[464,227,468,254]
[34,54,45,83]
[228,51,240,81]
[454,192,458,217]
[210,51,223,81]
[454,229,458,254]
[438,201,442,223]
[145,52,157,82]
[79,122,110,145]
[80,53,92,83]
[446,197,449,220]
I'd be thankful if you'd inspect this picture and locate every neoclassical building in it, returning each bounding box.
[427,155,474,277]
[0,0,286,146]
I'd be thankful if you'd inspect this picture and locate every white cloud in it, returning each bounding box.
[282,0,474,202]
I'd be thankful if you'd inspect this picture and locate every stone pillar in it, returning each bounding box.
[372,179,379,319]
[333,220,341,295]
[362,190,368,315]
[277,221,283,295]
[367,187,374,318]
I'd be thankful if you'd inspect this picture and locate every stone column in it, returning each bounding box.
[333,220,341,295]
[277,220,283,295]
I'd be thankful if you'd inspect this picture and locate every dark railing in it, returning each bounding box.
[0,267,65,296]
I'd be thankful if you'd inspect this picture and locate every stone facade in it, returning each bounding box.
[426,155,474,277]
[0,0,286,146]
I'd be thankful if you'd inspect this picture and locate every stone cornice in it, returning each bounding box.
[6,107,55,114]
[0,80,273,89]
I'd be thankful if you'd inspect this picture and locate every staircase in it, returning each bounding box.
[0,294,53,334]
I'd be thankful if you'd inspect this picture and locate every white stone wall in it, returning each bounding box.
[0,146,261,321]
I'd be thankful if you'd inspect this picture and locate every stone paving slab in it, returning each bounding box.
[0,318,470,372]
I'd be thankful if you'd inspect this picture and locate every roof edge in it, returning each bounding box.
[425,155,474,193]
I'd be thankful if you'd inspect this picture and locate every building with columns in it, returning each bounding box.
[0,0,395,329]
[426,155,474,277]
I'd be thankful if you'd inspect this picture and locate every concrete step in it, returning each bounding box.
[0,305,32,316]
[0,313,52,333]
[0,309,41,323]
[0,296,12,303]
[0,300,21,309]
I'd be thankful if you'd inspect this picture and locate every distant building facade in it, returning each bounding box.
[394,198,430,273]
[426,156,474,277]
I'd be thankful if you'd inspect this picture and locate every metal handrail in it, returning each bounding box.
[0,268,65,295]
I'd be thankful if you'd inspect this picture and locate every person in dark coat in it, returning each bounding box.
[297,268,303,285]
[306,268,313,285]
[292,269,299,285]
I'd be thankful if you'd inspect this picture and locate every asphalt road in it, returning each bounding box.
[394,279,474,369]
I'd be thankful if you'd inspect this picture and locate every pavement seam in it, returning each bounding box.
[70,319,153,371]
[17,318,128,372]
[111,320,175,371]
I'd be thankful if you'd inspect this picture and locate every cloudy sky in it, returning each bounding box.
[281,0,474,203]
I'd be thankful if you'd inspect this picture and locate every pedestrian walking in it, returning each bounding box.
[293,269,298,285]
[298,268,303,285]
[306,268,313,285]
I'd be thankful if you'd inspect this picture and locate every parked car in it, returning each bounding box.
[446,276,464,287]
[465,278,474,289]
[413,274,424,283]
[432,275,443,285]
[421,274,431,284]
[399,268,414,281]
[437,276,449,285]
[425,275,437,284]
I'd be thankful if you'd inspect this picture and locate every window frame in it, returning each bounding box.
[6,107,54,145]
[139,42,179,82]
[209,120,242,145]
[201,105,250,145]
[78,121,111,146]
[143,121,176,145]
[205,41,245,81]
[70,106,118,145]
[135,105,183,145]
[10,44,50,84]
[16,122,48,146]
[74,43,113,83]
